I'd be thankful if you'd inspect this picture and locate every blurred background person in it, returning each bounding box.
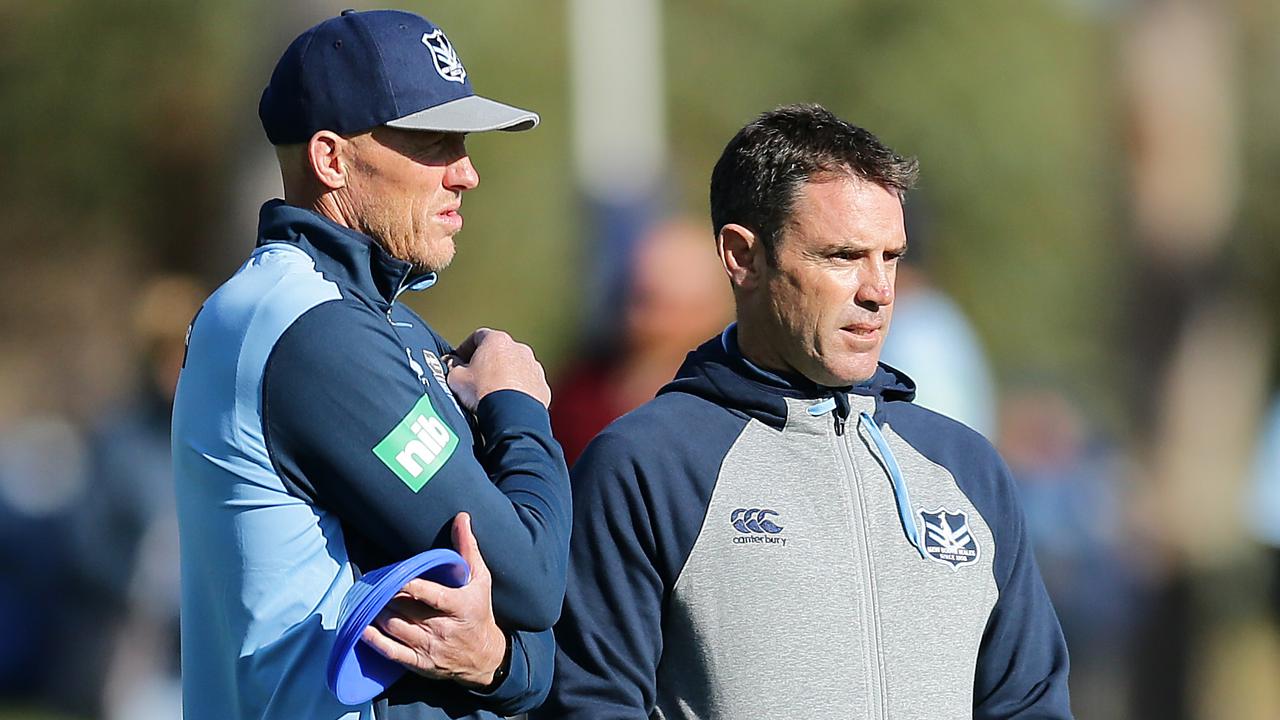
[999,385,1143,720]
[0,416,90,712]
[1248,395,1280,630]
[71,275,204,720]
[551,218,733,466]
[879,204,998,439]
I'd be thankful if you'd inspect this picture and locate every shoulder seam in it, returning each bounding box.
[260,298,345,505]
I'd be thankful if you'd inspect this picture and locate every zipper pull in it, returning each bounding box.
[832,391,851,436]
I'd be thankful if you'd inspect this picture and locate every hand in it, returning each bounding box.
[361,512,509,689]
[444,328,551,411]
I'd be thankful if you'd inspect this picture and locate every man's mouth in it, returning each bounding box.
[842,323,882,337]
[437,205,463,231]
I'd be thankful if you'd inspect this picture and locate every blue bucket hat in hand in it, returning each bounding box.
[260,9,539,146]
[327,548,471,705]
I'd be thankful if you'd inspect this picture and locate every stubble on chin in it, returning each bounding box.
[356,205,454,273]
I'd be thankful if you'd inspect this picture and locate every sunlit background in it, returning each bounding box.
[2,1,1279,718]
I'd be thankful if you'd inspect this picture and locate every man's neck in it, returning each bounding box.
[733,321,795,380]
[283,190,355,232]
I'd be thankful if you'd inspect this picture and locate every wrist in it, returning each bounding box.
[466,625,511,691]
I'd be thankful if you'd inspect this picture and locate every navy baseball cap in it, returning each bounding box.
[260,9,538,146]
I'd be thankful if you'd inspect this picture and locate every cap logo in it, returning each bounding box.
[421,29,467,84]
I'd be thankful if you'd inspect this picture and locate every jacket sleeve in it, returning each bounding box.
[973,458,1073,719]
[261,301,571,630]
[466,628,555,715]
[533,430,666,719]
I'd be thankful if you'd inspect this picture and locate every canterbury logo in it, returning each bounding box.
[731,508,783,534]
[421,29,466,84]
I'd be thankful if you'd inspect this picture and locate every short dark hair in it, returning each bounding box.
[709,104,918,257]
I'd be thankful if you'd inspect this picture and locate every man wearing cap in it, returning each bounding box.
[536,104,1071,718]
[172,10,569,720]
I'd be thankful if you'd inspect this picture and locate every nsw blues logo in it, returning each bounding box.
[920,509,979,568]
[421,29,467,84]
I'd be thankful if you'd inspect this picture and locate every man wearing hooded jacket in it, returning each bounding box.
[536,105,1071,719]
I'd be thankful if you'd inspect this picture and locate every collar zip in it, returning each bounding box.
[832,391,852,436]
[806,390,853,436]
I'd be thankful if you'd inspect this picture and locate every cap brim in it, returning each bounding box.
[385,95,539,133]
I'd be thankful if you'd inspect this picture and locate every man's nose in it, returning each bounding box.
[445,154,479,191]
[857,261,894,307]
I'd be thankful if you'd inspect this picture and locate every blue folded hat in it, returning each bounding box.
[327,548,471,705]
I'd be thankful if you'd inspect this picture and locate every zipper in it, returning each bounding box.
[386,272,438,325]
[828,394,889,720]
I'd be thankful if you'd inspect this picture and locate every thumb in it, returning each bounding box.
[452,512,490,582]
[451,327,492,362]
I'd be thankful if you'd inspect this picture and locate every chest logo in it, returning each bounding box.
[422,350,463,415]
[731,508,787,546]
[920,509,979,568]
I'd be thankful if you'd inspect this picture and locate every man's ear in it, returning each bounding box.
[306,131,349,191]
[717,223,767,290]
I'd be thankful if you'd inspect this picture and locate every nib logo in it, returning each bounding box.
[373,395,459,492]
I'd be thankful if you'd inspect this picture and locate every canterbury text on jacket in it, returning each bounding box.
[172,200,571,720]
[537,326,1071,719]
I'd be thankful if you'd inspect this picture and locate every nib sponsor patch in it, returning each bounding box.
[373,395,458,492]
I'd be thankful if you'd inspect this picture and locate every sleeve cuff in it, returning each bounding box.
[467,631,533,710]
[475,389,553,438]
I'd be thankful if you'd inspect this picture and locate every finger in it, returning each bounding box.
[384,596,446,623]
[399,577,464,614]
[362,623,424,668]
[452,512,489,581]
[451,327,493,362]
[445,363,470,390]
[373,607,431,642]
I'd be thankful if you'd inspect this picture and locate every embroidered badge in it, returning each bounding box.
[920,509,979,568]
[421,350,463,415]
[421,29,467,84]
[730,508,787,546]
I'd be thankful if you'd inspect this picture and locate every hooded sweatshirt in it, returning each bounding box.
[537,326,1071,719]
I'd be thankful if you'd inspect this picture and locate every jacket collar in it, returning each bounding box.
[660,323,916,430]
[255,199,437,309]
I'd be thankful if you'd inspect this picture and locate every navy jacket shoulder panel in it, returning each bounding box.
[584,389,751,584]
[883,400,1072,717]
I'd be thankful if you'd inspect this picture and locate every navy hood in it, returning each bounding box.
[659,325,916,430]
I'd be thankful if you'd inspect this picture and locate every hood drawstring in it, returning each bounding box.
[858,411,926,559]
[807,393,848,435]
[807,397,925,559]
